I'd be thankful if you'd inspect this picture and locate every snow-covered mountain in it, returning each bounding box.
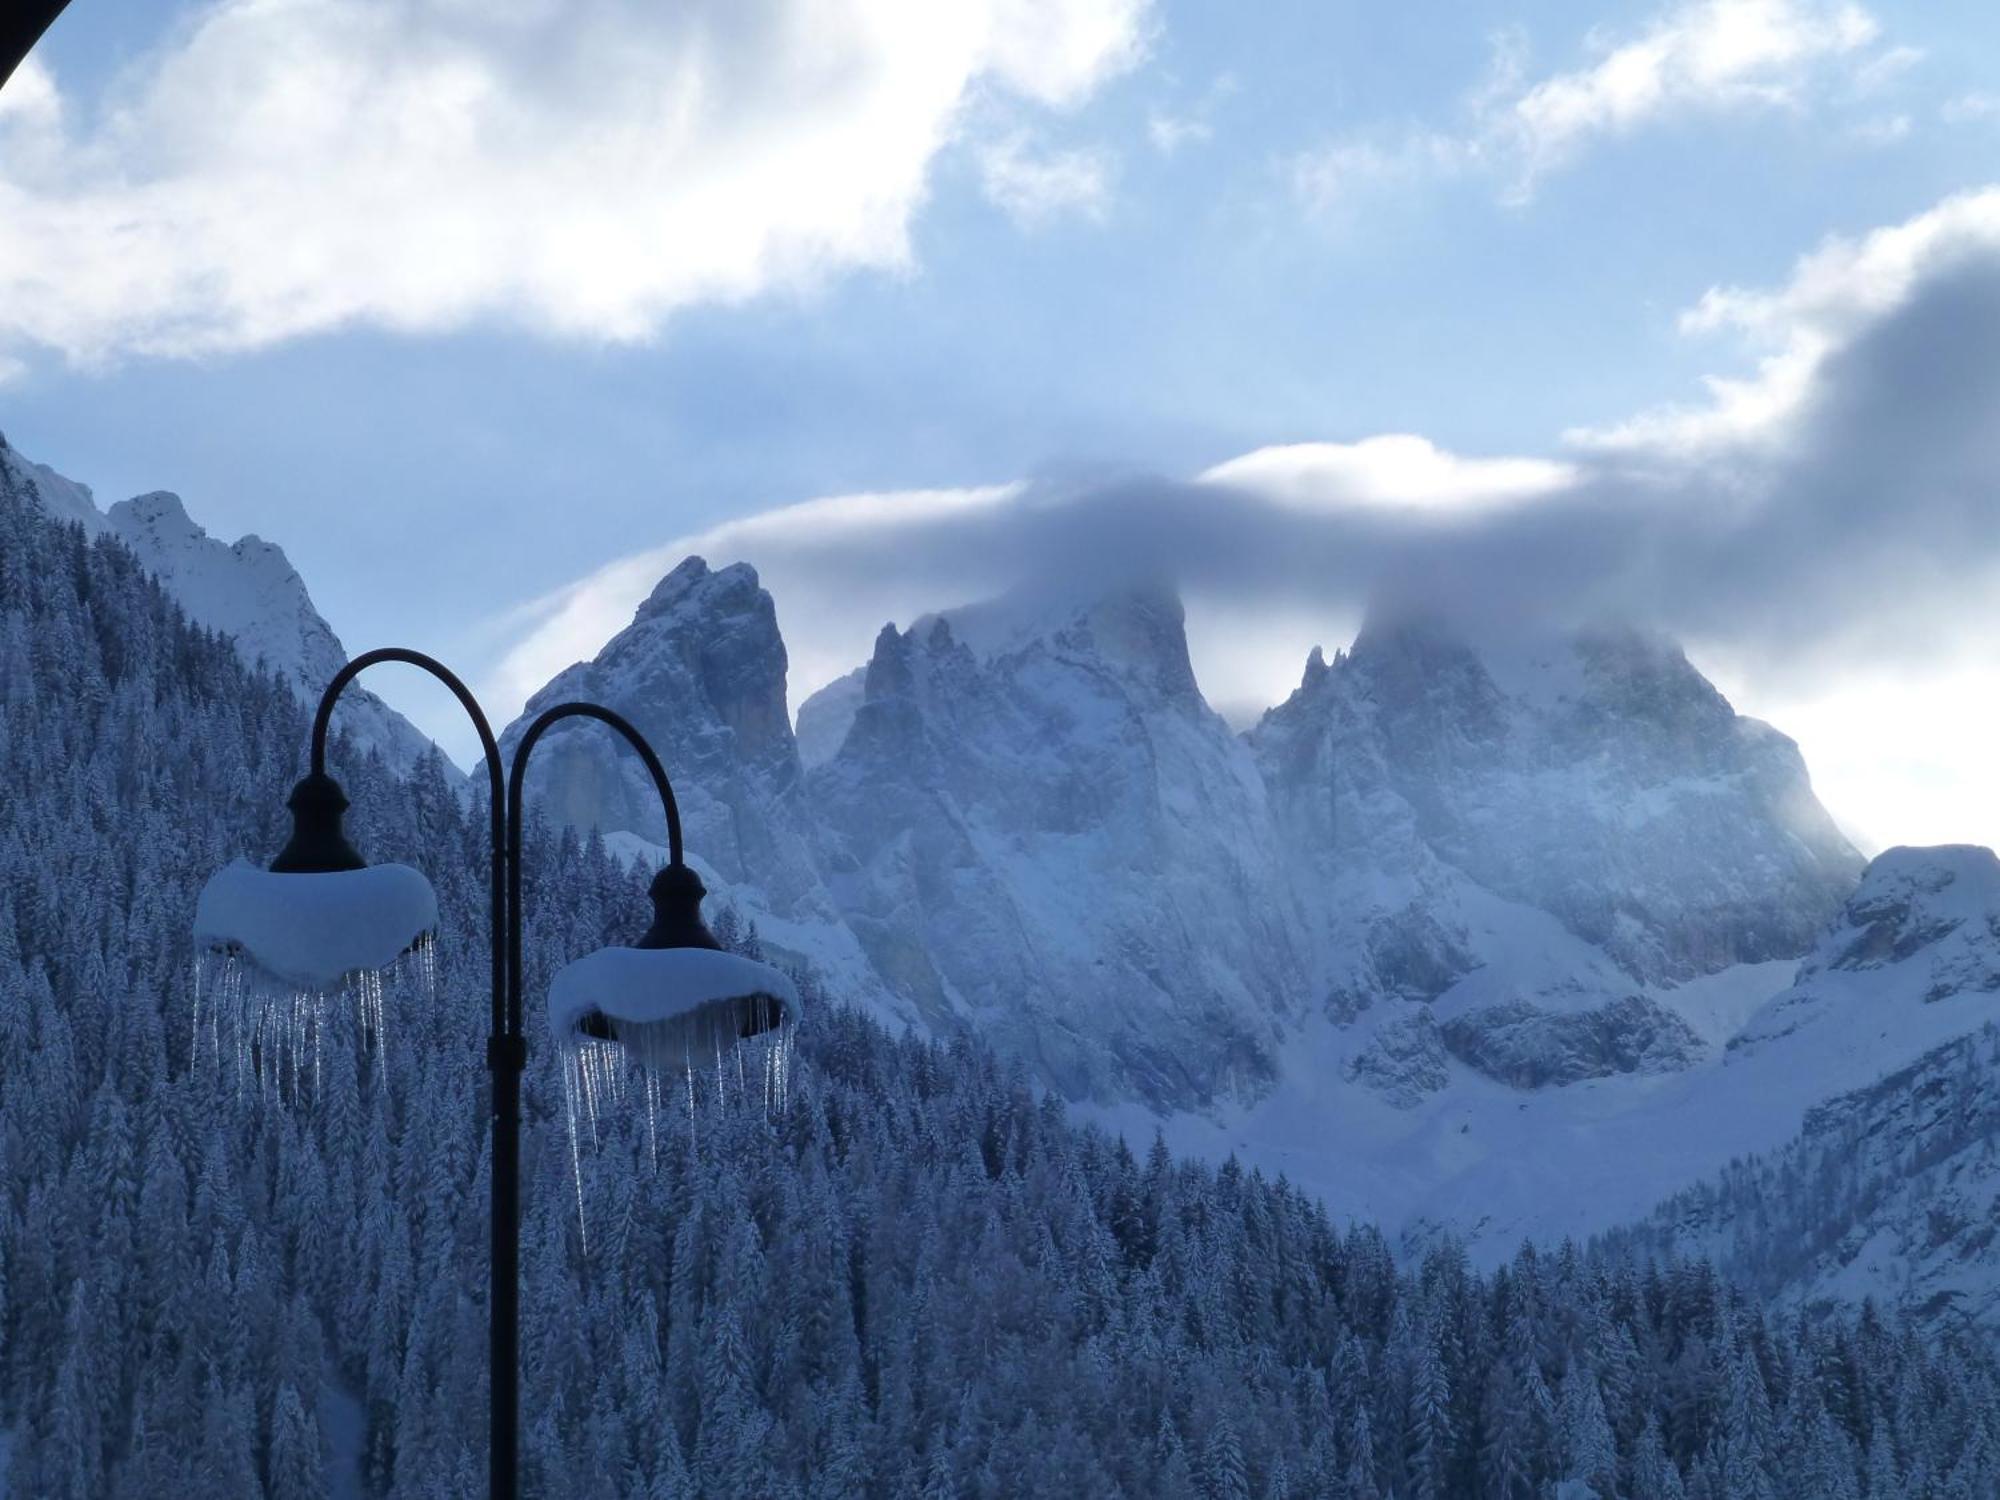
[508,553,1872,1121]
[0,432,444,776]
[507,569,1314,1106]
[1247,618,1862,1105]
[494,548,2000,1322]
[806,585,1306,1106]
[1601,850,2000,1330]
[498,556,888,1005]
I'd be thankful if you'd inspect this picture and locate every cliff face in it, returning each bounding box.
[806,586,1306,1107]
[1250,619,1861,990]
[509,556,1869,1114]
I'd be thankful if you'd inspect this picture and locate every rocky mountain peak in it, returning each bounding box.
[1253,607,1861,988]
[1810,845,2000,985]
[1299,644,1330,692]
[2,438,443,776]
[112,488,194,530]
[590,554,795,771]
[1059,583,1203,704]
[637,554,764,624]
[500,553,834,928]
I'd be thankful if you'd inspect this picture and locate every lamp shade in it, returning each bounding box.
[190,858,438,1099]
[194,858,439,988]
[547,946,798,1070]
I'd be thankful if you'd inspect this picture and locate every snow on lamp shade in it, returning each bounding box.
[191,859,438,1099]
[552,945,799,1224]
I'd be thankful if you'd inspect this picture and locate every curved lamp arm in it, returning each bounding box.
[308,648,506,1036]
[504,701,688,1038]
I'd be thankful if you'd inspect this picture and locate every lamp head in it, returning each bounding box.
[191,770,438,1098]
[551,861,797,1068]
[637,862,722,951]
[270,771,366,873]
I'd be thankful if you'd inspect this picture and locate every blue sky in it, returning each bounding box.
[6,0,2000,849]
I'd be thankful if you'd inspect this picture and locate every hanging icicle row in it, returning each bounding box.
[190,934,436,1104]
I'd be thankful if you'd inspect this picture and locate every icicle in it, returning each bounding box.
[554,987,798,1255]
[190,938,431,1107]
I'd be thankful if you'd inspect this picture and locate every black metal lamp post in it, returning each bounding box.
[191,648,795,1500]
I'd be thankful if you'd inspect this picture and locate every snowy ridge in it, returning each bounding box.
[511,553,1866,1122]
[0,433,447,777]
[0,429,100,531]
[807,585,1305,1106]
[1600,1024,2000,1332]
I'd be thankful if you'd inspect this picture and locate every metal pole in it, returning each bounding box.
[306,650,516,1500]
[312,665,689,1500]
[503,701,687,1497]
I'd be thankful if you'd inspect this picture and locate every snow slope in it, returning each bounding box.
[1088,845,2000,1272]
[1598,848,2000,1329]
[0,433,446,776]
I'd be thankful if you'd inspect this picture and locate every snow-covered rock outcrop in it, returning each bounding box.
[1252,617,1861,990]
[808,585,1307,1107]
[1603,853,2000,1329]
[0,433,444,777]
[497,557,887,1003]
[1734,844,2000,1050]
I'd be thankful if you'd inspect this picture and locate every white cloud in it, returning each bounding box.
[1942,92,2000,124]
[1845,111,1911,144]
[1145,70,1234,157]
[1146,111,1209,155]
[1294,0,1897,213]
[1571,186,2000,457]
[1501,0,1877,186]
[1848,43,1923,97]
[0,0,1149,371]
[976,132,1113,226]
[1200,436,1576,514]
[487,434,1583,718]
[1288,133,1467,217]
[0,57,59,128]
[479,182,2000,856]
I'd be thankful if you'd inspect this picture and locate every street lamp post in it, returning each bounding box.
[191,648,796,1500]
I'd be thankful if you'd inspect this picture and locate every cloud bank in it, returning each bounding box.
[0,0,1148,371]
[493,187,2000,758]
